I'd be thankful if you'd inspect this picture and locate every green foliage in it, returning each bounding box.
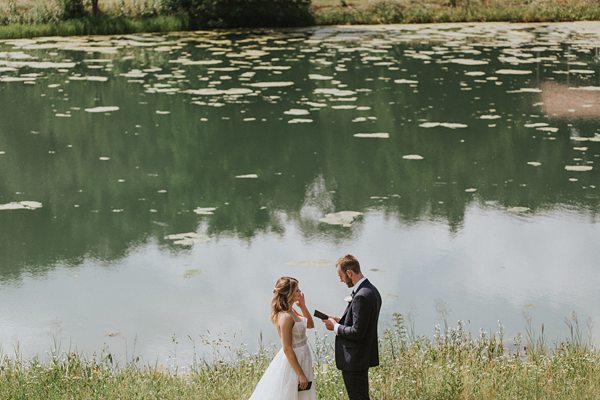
[0,0,85,24]
[0,0,18,24]
[59,0,86,19]
[113,0,168,17]
[0,15,187,38]
[27,1,64,23]
[0,0,61,24]
[168,0,314,28]
[159,0,190,14]
[366,0,404,23]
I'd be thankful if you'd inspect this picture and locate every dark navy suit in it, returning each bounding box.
[335,279,382,400]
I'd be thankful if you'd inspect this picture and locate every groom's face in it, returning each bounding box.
[337,264,353,288]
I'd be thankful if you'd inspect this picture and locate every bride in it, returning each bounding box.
[249,276,317,400]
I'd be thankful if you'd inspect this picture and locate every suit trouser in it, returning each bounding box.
[342,369,369,400]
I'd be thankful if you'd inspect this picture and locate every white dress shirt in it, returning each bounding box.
[334,276,367,335]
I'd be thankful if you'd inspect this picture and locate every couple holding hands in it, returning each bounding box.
[249,254,382,400]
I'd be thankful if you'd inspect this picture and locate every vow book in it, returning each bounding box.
[313,309,328,320]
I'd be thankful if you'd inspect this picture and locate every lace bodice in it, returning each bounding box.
[292,317,308,348]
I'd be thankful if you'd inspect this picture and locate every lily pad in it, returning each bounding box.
[565,165,593,172]
[248,82,294,88]
[0,201,42,211]
[354,132,389,138]
[284,109,309,116]
[495,69,532,75]
[193,207,217,215]
[419,122,468,129]
[164,232,210,246]
[235,174,258,179]
[85,106,119,113]
[319,211,363,227]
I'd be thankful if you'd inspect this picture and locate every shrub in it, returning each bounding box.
[114,0,163,18]
[169,0,314,28]
[159,0,187,14]
[60,0,86,19]
[6,0,67,24]
[0,0,19,24]
[27,1,64,24]
[366,0,404,23]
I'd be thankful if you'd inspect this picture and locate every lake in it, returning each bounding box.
[1,22,599,368]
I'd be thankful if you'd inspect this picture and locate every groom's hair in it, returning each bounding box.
[338,254,361,274]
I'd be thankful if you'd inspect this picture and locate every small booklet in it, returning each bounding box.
[313,309,329,320]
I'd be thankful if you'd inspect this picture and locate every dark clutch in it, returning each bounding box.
[313,309,328,320]
[298,381,313,391]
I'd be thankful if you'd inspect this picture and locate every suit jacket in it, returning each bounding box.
[335,279,382,371]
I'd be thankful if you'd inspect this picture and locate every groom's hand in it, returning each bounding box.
[324,317,336,331]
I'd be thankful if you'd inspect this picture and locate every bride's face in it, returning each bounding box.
[293,287,302,303]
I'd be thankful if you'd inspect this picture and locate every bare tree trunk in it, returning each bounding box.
[91,0,99,16]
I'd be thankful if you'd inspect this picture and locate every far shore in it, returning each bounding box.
[1,0,600,39]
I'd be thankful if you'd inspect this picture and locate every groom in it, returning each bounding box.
[323,254,382,400]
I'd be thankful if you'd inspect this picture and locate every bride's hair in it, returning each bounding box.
[270,276,299,324]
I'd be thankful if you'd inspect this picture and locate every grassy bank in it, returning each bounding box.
[1,0,600,39]
[315,0,600,25]
[1,315,599,399]
[0,15,186,39]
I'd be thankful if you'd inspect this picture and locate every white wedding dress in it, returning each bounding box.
[249,316,316,400]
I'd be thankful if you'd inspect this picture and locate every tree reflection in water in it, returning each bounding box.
[0,25,599,279]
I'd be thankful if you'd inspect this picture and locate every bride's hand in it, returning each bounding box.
[296,291,307,309]
[298,373,309,390]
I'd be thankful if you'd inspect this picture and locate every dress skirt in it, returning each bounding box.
[249,340,316,400]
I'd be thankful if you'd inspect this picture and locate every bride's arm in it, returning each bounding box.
[278,313,309,389]
[295,291,314,329]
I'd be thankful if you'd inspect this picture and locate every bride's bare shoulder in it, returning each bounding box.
[276,311,295,327]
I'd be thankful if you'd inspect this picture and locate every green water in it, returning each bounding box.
[0,23,599,365]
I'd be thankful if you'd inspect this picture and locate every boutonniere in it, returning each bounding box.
[344,295,353,303]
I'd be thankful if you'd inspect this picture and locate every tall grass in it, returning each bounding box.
[314,0,600,25]
[0,15,186,38]
[1,314,599,399]
[0,0,186,38]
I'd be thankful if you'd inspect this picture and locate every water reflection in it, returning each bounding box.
[542,81,600,119]
[1,24,599,273]
[0,23,600,361]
